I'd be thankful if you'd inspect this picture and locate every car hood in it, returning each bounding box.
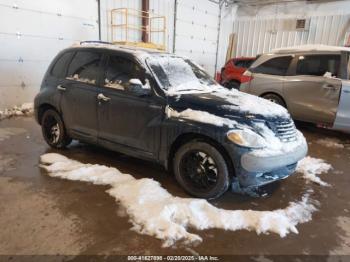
[167,88,290,123]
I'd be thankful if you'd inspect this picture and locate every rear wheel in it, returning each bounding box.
[262,93,286,108]
[223,80,240,90]
[41,109,72,149]
[173,141,230,199]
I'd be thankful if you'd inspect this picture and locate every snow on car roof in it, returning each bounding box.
[272,44,350,54]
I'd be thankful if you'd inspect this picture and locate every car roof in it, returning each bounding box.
[272,44,350,54]
[66,41,169,60]
[233,57,256,60]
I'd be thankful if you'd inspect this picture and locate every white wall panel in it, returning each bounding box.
[0,0,98,109]
[174,0,220,75]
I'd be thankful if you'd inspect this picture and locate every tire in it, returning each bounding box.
[173,140,230,199]
[224,80,240,90]
[41,109,72,149]
[262,93,286,108]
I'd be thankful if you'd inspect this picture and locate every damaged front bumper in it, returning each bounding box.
[226,139,308,193]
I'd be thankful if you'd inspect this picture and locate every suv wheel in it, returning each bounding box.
[262,94,286,108]
[41,109,72,149]
[224,80,240,90]
[173,141,230,199]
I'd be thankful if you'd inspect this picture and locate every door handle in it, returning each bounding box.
[57,85,66,91]
[97,93,111,102]
[323,84,337,90]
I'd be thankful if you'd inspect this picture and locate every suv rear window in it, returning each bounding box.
[66,51,102,85]
[296,55,340,77]
[253,56,293,76]
[234,60,255,68]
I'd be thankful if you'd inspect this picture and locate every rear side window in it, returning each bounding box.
[66,51,102,85]
[51,52,73,78]
[245,59,255,68]
[296,55,340,77]
[234,60,246,68]
[253,56,293,76]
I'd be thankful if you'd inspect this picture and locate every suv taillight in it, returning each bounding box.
[241,70,254,83]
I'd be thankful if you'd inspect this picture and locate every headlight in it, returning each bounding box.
[227,129,266,149]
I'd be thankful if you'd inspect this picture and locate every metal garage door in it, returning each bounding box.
[174,0,220,76]
[0,0,99,109]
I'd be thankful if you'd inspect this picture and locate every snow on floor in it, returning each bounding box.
[297,157,333,186]
[0,103,34,121]
[315,138,345,149]
[40,153,318,247]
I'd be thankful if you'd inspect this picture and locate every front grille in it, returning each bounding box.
[268,119,297,142]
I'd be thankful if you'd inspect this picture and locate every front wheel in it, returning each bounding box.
[41,109,72,149]
[173,141,230,199]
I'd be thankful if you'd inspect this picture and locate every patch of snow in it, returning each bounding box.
[247,122,307,157]
[166,81,216,96]
[0,103,34,121]
[40,153,318,247]
[296,156,333,186]
[166,107,238,128]
[323,71,337,79]
[316,138,344,149]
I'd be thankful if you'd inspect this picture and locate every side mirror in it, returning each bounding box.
[128,79,151,96]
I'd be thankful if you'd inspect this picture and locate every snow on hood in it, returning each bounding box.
[148,54,288,119]
[168,85,289,119]
[40,153,319,247]
[214,87,290,119]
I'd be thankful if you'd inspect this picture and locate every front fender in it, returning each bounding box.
[159,117,234,169]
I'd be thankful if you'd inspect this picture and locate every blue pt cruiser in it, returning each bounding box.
[34,42,308,199]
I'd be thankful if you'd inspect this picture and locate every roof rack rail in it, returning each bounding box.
[80,40,113,45]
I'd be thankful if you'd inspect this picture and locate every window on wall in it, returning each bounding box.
[253,56,293,76]
[296,55,340,78]
[66,51,102,85]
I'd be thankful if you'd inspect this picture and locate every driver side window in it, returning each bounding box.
[104,56,143,91]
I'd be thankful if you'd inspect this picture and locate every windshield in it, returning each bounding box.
[146,55,217,95]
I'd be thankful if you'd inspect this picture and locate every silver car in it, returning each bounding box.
[240,45,350,132]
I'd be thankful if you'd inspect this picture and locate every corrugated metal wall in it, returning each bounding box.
[0,0,98,109]
[232,13,350,58]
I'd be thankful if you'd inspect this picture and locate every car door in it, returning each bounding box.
[59,50,103,142]
[283,54,342,125]
[97,53,164,159]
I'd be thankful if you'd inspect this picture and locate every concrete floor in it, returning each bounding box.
[1,116,350,260]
